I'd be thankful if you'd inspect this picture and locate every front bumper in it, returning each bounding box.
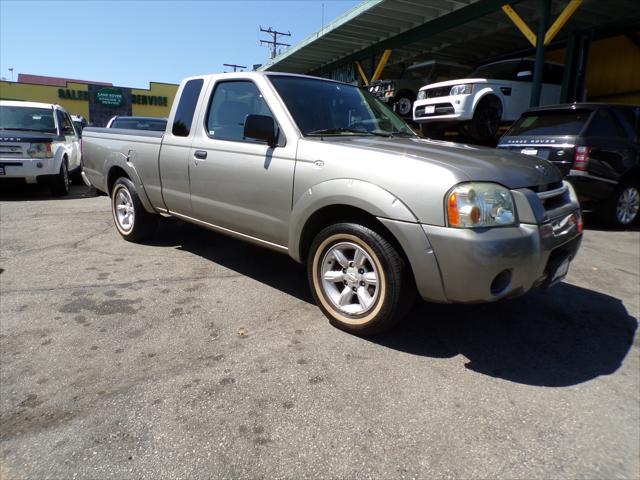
[413,94,474,123]
[423,210,582,303]
[0,156,60,182]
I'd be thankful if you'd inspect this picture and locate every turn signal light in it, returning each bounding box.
[573,146,591,171]
[448,191,460,226]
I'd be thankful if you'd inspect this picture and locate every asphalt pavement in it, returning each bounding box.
[1,184,639,479]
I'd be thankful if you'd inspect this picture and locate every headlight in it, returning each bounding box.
[27,142,53,158]
[446,183,516,228]
[449,83,473,96]
[417,90,426,100]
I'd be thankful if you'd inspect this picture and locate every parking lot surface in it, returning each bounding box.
[1,185,639,479]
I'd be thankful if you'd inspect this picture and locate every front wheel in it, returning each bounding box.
[307,223,415,336]
[468,97,501,142]
[394,94,415,118]
[50,159,70,196]
[111,177,158,242]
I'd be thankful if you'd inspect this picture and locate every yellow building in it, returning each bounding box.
[0,74,178,126]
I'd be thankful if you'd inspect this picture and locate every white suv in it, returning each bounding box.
[413,59,563,142]
[0,101,81,195]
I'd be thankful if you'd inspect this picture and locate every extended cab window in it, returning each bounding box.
[206,81,273,142]
[172,79,204,137]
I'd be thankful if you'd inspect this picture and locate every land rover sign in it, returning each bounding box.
[96,88,124,108]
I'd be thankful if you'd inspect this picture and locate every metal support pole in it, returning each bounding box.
[530,0,551,107]
[560,31,578,103]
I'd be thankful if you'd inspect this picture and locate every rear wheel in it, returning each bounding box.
[50,159,70,196]
[597,181,640,228]
[307,223,415,336]
[468,96,501,142]
[111,177,157,242]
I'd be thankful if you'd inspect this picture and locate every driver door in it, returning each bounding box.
[56,110,81,170]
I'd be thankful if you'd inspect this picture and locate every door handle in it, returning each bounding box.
[194,150,207,160]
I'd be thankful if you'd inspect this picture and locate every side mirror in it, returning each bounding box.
[244,114,277,147]
[517,70,532,79]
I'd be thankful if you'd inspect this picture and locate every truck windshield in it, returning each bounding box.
[0,106,56,133]
[507,110,592,136]
[268,75,416,137]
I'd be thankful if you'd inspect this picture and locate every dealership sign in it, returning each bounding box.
[96,88,124,107]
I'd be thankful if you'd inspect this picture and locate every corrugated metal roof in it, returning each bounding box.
[258,0,639,75]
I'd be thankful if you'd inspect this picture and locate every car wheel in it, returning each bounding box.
[598,181,640,228]
[468,97,501,142]
[307,223,415,335]
[50,159,70,196]
[394,94,415,117]
[111,177,158,242]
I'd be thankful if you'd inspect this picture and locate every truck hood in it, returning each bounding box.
[325,136,562,189]
[420,78,501,90]
[0,131,59,142]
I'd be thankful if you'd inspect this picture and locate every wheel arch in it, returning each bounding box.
[471,90,504,118]
[103,153,156,213]
[290,179,418,263]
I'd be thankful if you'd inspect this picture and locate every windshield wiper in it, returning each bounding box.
[371,129,415,138]
[306,127,374,136]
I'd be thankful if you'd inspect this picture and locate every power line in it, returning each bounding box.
[223,63,247,72]
[259,26,291,60]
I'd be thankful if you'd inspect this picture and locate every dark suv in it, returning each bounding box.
[498,104,640,227]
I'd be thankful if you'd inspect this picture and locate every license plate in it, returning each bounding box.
[550,257,571,286]
[521,148,550,160]
[0,166,5,175]
[424,105,436,114]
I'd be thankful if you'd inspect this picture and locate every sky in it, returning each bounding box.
[0,0,362,88]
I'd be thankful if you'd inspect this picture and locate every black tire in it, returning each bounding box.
[307,223,415,336]
[111,177,157,242]
[468,96,501,143]
[596,180,640,228]
[50,159,70,196]
[394,92,416,118]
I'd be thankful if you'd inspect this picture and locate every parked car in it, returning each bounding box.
[0,100,81,195]
[82,72,582,335]
[498,103,640,227]
[369,60,470,118]
[106,116,167,131]
[71,115,87,136]
[413,58,564,141]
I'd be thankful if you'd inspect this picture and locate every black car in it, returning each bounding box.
[498,103,640,227]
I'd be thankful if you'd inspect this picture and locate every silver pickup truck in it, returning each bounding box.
[82,72,582,335]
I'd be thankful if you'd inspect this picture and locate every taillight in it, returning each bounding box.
[573,146,591,171]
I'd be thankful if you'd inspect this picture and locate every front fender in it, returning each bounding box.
[288,178,418,262]
[104,152,155,213]
[471,88,504,115]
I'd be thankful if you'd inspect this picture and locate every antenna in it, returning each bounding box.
[259,26,291,59]
[223,63,247,72]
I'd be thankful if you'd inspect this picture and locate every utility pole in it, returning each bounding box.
[223,63,247,72]
[259,26,291,59]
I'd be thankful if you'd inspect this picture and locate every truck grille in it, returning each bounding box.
[415,103,455,117]
[0,144,25,156]
[421,86,450,99]
[528,180,573,217]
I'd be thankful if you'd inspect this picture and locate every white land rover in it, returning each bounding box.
[413,59,564,142]
[0,101,81,195]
